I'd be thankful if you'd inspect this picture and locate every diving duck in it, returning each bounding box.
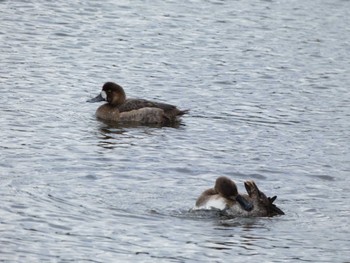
[88,82,188,124]
[193,176,284,217]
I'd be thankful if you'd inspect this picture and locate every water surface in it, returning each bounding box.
[1,0,350,262]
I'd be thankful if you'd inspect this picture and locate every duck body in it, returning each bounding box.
[193,177,284,217]
[195,188,236,210]
[95,103,165,124]
[88,82,188,124]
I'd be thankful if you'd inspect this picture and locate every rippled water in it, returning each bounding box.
[1,0,350,262]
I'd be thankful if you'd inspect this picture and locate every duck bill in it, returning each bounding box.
[235,194,254,211]
[87,93,105,103]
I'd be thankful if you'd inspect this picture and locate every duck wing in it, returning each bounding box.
[118,99,177,112]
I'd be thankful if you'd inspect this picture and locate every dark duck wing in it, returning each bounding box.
[118,99,175,112]
[119,99,188,118]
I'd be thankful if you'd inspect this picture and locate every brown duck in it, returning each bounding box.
[88,82,188,124]
[194,176,284,217]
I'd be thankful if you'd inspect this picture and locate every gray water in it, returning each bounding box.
[1,0,350,262]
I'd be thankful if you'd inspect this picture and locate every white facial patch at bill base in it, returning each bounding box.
[101,91,107,100]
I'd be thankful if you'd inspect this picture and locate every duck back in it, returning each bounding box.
[119,99,187,119]
[119,107,165,124]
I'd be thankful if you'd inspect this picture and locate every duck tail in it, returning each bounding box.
[178,109,190,116]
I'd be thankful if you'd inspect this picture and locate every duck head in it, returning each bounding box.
[87,82,126,106]
[244,180,284,216]
[214,176,238,199]
[214,177,253,211]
